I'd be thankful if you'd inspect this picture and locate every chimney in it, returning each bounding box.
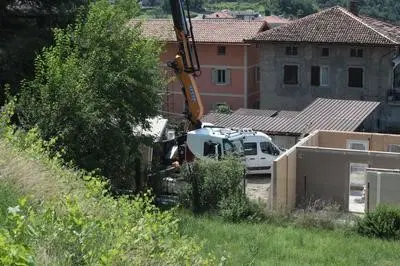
[348,0,359,16]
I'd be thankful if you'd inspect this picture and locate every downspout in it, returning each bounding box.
[244,45,248,108]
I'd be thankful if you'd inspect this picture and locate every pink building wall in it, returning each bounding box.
[161,42,260,115]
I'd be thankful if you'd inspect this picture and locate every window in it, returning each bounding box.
[350,48,363,57]
[255,66,260,82]
[394,64,400,88]
[217,46,226,55]
[388,144,400,153]
[244,142,257,156]
[348,67,363,88]
[346,139,369,150]
[321,47,330,57]
[283,65,298,85]
[260,142,280,156]
[212,68,231,85]
[203,142,216,157]
[320,66,329,86]
[311,66,320,86]
[311,66,329,86]
[203,142,221,158]
[285,46,298,55]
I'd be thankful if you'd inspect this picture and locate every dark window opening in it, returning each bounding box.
[244,142,257,156]
[217,46,226,55]
[311,66,320,86]
[322,47,329,57]
[260,142,280,156]
[204,142,215,157]
[284,65,298,85]
[348,67,363,88]
[350,48,363,57]
[393,64,400,88]
[217,69,226,83]
[285,46,298,55]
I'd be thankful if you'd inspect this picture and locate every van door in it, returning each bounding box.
[243,141,259,173]
[259,141,281,172]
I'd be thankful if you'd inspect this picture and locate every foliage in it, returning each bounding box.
[357,204,400,240]
[0,99,215,265]
[180,156,245,213]
[215,103,232,114]
[16,0,164,190]
[293,199,343,230]
[218,191,265,223]
[161,0,205,14]
[0,198,34,266]
[180,213,400,265]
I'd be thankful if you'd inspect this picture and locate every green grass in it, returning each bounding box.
[180,213,400,265]
[0,181,20,223]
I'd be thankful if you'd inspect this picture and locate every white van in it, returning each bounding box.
[202,124,283,175]
[240,129,283,175]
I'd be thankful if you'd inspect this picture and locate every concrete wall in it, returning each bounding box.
[271,130,400,211]
[366,169,400,211]
[296,147,400,210]
[318,130,400,151]
[259,43,393,111]
[271,131,319,210]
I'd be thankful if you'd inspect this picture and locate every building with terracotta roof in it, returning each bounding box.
[130,19,269,114]
[247,2,400,132]
[263,15,291,28]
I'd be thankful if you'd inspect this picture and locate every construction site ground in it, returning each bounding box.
[245,174,271,206]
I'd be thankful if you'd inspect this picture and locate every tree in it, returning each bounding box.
[16,0,164,190]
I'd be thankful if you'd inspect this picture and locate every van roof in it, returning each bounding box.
[188,127,243,139]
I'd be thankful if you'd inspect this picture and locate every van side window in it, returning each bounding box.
[204,142,216,157]
[244,142,257,156]
[260,142,280,156]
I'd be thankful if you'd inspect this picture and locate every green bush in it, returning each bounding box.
[218,192,265,223]
[180,156,245,213]
[357,204,400,240]
[0,98,216,265]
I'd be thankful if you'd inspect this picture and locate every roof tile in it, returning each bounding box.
[250,6,400,45]
[129,19,268,43]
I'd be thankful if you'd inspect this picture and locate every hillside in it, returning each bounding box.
[141,0,400,22]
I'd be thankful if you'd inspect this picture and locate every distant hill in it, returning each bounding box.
[142,0,400,23]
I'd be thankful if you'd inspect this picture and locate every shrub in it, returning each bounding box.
[357,204,400,240]
[180,156,245,213]
[218,192,265,223]
[293,199,342,230]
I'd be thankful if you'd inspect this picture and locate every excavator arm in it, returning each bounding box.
[168,0,204,130]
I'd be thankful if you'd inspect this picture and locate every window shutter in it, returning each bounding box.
[211,68,217,84]
[320,66,329,86]
[226,69,231,85]
[311,66,320,86]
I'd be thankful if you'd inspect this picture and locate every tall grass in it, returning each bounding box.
[180,213,400,265]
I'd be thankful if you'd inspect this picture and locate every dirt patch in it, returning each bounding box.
[245,174,271,205]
